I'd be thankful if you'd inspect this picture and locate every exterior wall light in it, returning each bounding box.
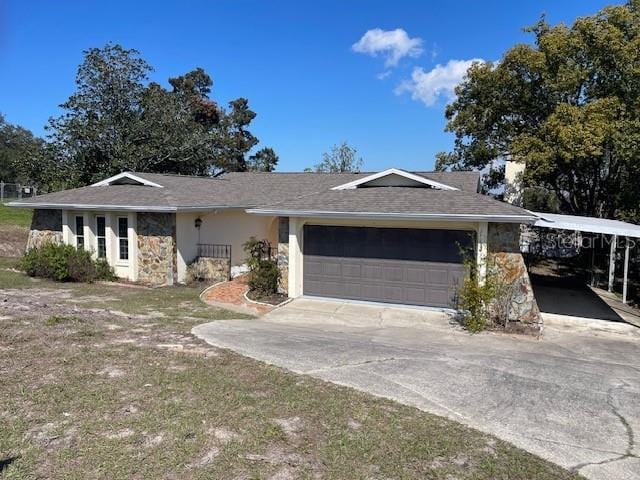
[195,217,202,229]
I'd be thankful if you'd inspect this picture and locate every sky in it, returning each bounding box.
[0,0,615,172]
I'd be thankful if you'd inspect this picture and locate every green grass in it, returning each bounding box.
[0,204,33,227]
[0,262,584,480]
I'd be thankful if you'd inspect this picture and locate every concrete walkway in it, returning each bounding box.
[193,298,640,480]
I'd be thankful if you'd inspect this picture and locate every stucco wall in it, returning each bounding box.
[27,209,63,250]
[487,223,541,328]
[175,210,278,283]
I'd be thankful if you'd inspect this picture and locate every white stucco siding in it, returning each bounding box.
[286,216,484,299]
[176,210,278,283]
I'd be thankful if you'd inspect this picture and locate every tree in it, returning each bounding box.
[438,1,640,219]
[212,98,259,172]
[44,43,273,188]
[315,142,363,172]
[47,44,152,186]
[247,147,279,172]
[0,114,50,187]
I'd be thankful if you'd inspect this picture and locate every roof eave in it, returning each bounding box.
[6,201,176,212]
[246,208,538,224]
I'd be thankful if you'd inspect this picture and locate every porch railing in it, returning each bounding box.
[197,243,232,260]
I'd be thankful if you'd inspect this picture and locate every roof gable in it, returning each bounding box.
[91,172,164,188]
[331,168,458,191]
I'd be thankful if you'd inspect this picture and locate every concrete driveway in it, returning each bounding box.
[193,298,640,480]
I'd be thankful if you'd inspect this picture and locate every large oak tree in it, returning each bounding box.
[438,1,640,219]
[45,44,276,188]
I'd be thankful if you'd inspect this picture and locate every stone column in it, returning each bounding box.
[26,209,63,250]
[136,212,177,286]
[277,216,289,294]
[487,223,542,330]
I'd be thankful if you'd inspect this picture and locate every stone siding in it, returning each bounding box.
[277,217,289,294]
[277,243,289,294]
[27,209,63,250]
[487,223,541,330]
[137,213,176,286]
[186,257,230,284]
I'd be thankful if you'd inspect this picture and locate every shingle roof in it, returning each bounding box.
[10,169,533,220]
[248,187,534,220]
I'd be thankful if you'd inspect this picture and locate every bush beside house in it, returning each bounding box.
[19,243,116,283]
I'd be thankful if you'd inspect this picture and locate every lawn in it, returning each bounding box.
[0,264,583,479]
[0,204,32,228]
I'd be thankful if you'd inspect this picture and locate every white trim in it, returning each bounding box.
[91,172,164,188]
[247,209,537,224]
[116,216,130,264]
[331,168,458,191]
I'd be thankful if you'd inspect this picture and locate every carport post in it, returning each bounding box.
[623,237,630,304]
[608,234,617,293]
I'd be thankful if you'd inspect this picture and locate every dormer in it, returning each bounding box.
[331,168,458,191]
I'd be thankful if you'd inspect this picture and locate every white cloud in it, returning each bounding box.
[395,58,484,106]
[352,28,423,67]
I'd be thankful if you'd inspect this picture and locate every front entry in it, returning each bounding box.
[302,225,473,308]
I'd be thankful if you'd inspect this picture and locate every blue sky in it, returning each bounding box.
[0,0,614,171]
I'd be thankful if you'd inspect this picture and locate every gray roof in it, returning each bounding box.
[10,169,533,220]
[248,187,534,220]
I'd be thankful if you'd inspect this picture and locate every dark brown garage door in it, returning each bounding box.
[303,225,473,307]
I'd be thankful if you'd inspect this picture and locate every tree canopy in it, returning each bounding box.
[314,142,363,173]
[437,1,640,219]
[33,44,276,188]
[0,114,49,186]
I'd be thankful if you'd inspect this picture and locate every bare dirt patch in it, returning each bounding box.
[0,271,582,480]
[0,225,28,257]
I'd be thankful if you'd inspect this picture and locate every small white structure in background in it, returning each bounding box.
[504,160,526,206]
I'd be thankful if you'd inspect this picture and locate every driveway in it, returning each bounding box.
[193,298,640,480]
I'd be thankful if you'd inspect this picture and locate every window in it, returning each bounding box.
[75,216,84,249]
[118,217,129,261]
[96,216,106,258]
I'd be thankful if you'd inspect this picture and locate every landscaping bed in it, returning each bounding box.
[245,289,288,306]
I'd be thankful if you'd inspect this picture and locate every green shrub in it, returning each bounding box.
[457,256,498,333]
[243,237,280,295]
[19,243,116,283]
[248,259,280,294]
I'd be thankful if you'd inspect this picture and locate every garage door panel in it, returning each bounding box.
[405,287,427,304]
[342,262,362,277]
[303,225,472,308]
[425,268,449,285]
[382,286,404,302]
[361,264,383,281]
[323,261,341,276]
[383,265,404,282]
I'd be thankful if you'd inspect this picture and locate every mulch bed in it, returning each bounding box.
[246,290,288,306]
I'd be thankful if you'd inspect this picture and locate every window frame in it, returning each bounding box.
[96,216,106,259]
[75,215,85,250]
[117,216,129,262]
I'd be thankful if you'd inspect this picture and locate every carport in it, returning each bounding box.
[532,212,640,304]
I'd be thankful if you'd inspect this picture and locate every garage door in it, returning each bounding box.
[303,225,473,307]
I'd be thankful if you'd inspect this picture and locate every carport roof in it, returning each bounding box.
[533,212,640,238]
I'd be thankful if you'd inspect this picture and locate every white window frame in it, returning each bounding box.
[117,216,129,263]
[96,216,107,259]
[75,215,85,250]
